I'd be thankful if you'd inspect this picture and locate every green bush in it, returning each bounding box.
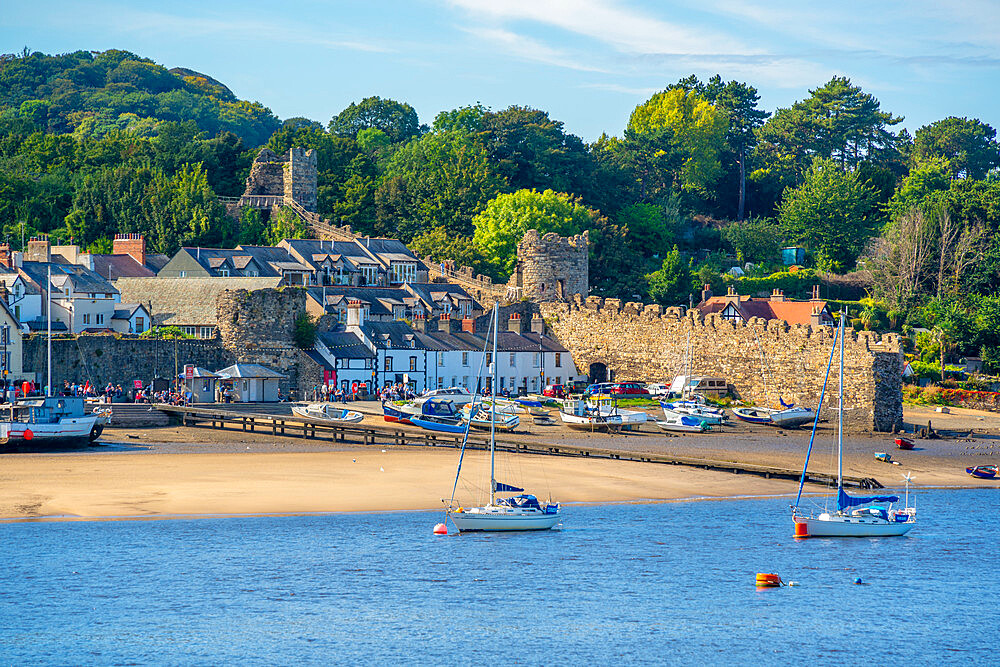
[724,268,818,298]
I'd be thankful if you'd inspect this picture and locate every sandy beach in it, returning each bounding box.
[1,402,997,521]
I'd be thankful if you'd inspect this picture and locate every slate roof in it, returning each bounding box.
[319,330,376,359]
[115,277,282,326]
[112,303,146,320]
[234,245,312,273]
[179,248,280,277]
[18,261,119,296]
[90,254,156,280]
[0,272,40,295]
[215,363,287,379]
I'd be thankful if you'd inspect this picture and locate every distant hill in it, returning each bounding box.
[0,49,279,146]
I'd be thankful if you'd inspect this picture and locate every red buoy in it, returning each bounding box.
[23,429,33,441]
[433,523,448,535]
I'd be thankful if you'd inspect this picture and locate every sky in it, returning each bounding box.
[4,0,999,141]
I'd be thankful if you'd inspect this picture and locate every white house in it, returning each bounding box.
[111,303,153,334]
[215,364,286,402]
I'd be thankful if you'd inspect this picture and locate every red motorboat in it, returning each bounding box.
[895,437,915,450]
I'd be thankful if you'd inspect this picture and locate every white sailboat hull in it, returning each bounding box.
[793,515,915,537]
[0,414,101,449]
[449,508,561,532]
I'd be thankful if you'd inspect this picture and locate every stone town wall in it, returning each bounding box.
[509,229,588,302]
[539,296,903,432]
[286,147,318,212]
[242,148,285,197]
[21,335,234,390]
[216,287,316,396]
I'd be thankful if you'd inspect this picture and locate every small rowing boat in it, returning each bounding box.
[292,403,364,423]
[966,465,998,479]
[895,437,915,450]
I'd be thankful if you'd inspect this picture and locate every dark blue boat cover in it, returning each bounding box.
[838,488,899,511]
[493,481,524,493]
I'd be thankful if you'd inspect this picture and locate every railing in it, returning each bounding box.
[239,194,286,208]
[428,262,508,298]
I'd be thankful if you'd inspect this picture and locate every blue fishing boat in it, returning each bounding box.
[382,401,416,425]
[409,397,465,434]
[409,415,467,434]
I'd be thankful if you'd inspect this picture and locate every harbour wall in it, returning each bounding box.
[538,295,904,432]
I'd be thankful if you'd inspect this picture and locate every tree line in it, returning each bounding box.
[2,49,1000,367]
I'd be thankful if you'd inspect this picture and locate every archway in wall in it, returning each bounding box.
[588,362,607,384]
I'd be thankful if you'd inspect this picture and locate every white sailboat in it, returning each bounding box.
[791,313,916,537]
[445,305,561,532]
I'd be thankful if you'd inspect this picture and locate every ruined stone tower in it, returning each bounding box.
[508,229,589,302]
[240,147,318,212]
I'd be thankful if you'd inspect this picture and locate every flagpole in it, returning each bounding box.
[46,266,51,397]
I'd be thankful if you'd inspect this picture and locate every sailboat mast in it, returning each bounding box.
[490,304,497,505]
[46,266,52,397]
[837,311,844,489]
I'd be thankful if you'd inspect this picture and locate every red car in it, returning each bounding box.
[609,382,650,396]
[543,384,566,398]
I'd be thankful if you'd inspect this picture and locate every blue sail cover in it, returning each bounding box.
[779,396,795,408]
[838,488,899,511]
[493,481,524,493]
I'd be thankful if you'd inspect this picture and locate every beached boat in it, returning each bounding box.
[382,401,418,424]
[559,400,625,430]
[464,406,520,432]
[661,401,725,425]
[0,396,106,452]
[445,305,560,532]
[895,437,915,450]
[768,406,816,428]
[416,387,476,407]
[731,406,774,425]
[292,403,364,423]
[966,465,998,479]
[409,397,465,434]
[791,313,916,537]
[588,397,647,427]
[655,410,707,432]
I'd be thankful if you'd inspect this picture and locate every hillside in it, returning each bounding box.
[0,49,279,146]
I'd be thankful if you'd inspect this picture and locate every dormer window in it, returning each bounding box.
[219,268,230,277]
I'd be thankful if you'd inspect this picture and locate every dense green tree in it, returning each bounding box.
[911,117,1000,179]
[615,201,679,258]
[778,159,878,271]
[375,130,503,241]
[328,96,420,143]
[472,189,599,277]
[722,218,782,263]
[628,88,728,192]
[409,225,491,277]
[645,246,691,305]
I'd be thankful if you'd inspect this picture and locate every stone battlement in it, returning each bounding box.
[508,229,589,302]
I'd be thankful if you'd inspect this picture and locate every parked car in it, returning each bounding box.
[569,380,590,394]
[609,382,650,396]
[646,383,670,397]
[543,384,566,398]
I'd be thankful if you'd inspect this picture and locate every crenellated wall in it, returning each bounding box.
[508,229,588,302]
[540,295,903,432]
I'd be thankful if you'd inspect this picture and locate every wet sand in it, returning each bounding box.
[1,402,996,521]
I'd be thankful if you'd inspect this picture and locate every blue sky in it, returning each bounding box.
[4,0,999,141]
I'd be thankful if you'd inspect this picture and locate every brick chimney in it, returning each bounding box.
[810,305,824,326]
[508,312,521,333]
[413,311,427,333]
[0,243,10,269]
[810,284,821,301]
[770,288,786,302]
[530,314,545,335]
[461,317,475,334]
[25,236,50,263]
[114,233,146,266]
[723,285,741,308]
[700,283,713,304]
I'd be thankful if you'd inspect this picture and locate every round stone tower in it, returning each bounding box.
[508,229,589,302]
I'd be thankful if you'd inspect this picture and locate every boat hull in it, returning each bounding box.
[769,408,815,428]
[409,416,466,434]
[292,405,364,423]
[793,515,915,537]
[966,466,998,479]
[731,407,773,424]
[655,419,705,433]
[0,415,101,452]
[449,511,561,532]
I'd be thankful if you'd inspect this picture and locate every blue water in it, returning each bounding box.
[1,490,995,665]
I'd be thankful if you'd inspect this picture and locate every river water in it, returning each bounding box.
[1,490,994,664]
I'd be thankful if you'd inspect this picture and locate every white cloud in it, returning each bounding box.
[447,0,755,56]
[460,26,608,72]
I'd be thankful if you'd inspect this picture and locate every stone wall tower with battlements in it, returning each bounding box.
[508,229,588,302]
[240,147,318,212]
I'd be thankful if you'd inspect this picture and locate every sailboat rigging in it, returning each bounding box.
[444,304,561,532]
[791,312,916,537]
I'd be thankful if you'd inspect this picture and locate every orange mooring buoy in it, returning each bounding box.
[433,523,448,535]
[794,521,809,538]
[756,573,783,587]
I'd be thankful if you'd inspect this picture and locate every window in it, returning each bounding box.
[461,301,472,317]
[500,376,506,389]
[438,352,444,367]
[178,271,187,278]
[486,352,492,366]
[219,268,230,277]
[14,305,19,321]
[509,352,516,366]
[390,262,416,284]
[246,269,258,277]
[555,377,561,385]
[184,326,196,336]
[361,265,378,285]
[462,376,469,388]
[82,314,91,325]
[533,353,540,368]
[134,316,145,333]
[437,377,444,389]
[531,377,538,391]
[393,305,406,320]
[555,352,562,367]
[409,356,417,371]
[462,352,469,366]
[0,326,7,345]
[384,356,392,372]
[95,313,104,325]
[200,327,213,338]
[510,377,515,390]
